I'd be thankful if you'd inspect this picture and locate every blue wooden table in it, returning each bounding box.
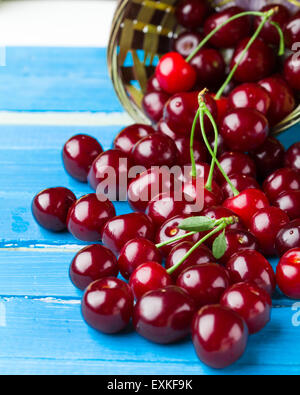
[0,46,300,375]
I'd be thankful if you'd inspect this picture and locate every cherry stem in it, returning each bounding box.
[190,108,201,179]
[155,231,197,249]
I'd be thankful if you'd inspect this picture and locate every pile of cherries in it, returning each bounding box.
[31,0,300,369]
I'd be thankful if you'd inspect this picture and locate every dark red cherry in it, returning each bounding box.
[230,38,275,83]
[165,241,215,280]
[190,48,226,89]
[249,207,289,256]
[62,134,103,182]
[182,178,223,212]
[259,76,296,126]
[142,91,170,123]
[88,149,134,201]
[284,53,300,91]
[118,238,162,280]
[133,285,195,344]
[155,52,197,94]
[113,124,155,156]
[177,263,230,308]
[67,193,115,242]
[249,136,285,179]
[254,4,290,45]
[81,277,133,334]
[227,83,271,115]
[101,213,155,255]
[172,31,204,58]
[263,167,300,202]
[223,188,270,228]
[275,219,300,256]
[226,250,276,295]
[192,305,248,369]
[221,174,259,200]
[132,134,178,169]
[221,282,271,334]
[220,108,269,152]
[276,248,300,299]
[156,119,180,139]
[216,151,256,184]
[284,11,300,50]
[174,135,207,165]
[129,262,172,300]
[69,244,118,290]
[285,142,300,172]
[176,0,209,29]
[32,187,76,232]
[146,75,164,93]
[273,189,300,220]
[203,6,251,48]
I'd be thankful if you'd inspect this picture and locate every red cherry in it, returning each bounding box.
[81,277,133,334]
[230,38,275,83]
[220,108,269,152]
[32,187,76,232]
[131,134,178,169]
[226,250,276,295]
[133,285,195,344]
[67,193,115,242]
[142,91,170,123]
[146,75,163,93]
[227,83,271,115]
[177,263,230,308]
[284,11,300,50]
[263,167,300,202]
[156,119,180,139]
[113,124,155,156]
[155,52,197,95]
[216,151,256,184]
[176,0,209,29]
[221,174,259,200]
[203,6,251,48]
[284,53,300,91]
[101,213,155,255]
[62,134,103,182]
[273,190,300,220]
[276,248,300,299]
[221,282,272,334]
[285,142,300,173]
[182,178,223,212]
[165,241,215,280]
[212,95,229,125]
[275,219,300,256]
[259,76,296,126]
[69,244,118,290]
[249,207,289,256]
[172,31,204,58]
[129,262,172,300]
[192,305,248,369]
[174,135,207,165]
[117,238,162,280]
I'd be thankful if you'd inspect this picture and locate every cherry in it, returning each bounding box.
[176,0,209,29]
[207,130,228,156]
[249,136,285,179]
[142,91,170,123]
[156,119,180,139]
[192,305,248,369]
[133,285,195,344]
[230,38,275,83]
[259,76,296,126]
[62,134,103,182]
[273,190,300,220]
[88,149,134,200]
[284,11,300,50]
[223,189,270,228]
[131,134,178,169]
[225,250,276,295]
[174,135,207,165]
[203,6,251,48]
[276,248,300,299]
[285,142,300,173]
[220,282,272,335]
[81,277,133,334]
[227,83,271,115]
[129,262,172,300]
[249,207,289,256]
[165,241,215,280]
[113,124,155,156]
[172,31,204,58]
[220,108,269,152]
[69,244,118,290]
[146,75,163,93]
[221,174,259,200]
[284,53,300,91]
[275,219,300,256]
[155,52,196,95]
[254,4,290,45]
[177,263,230,308]
[118,238,162,280]
[216,151,256,184]
[262,167,300,202]
[32,187,76,232]
[182,178,223,212]
[102,212,155,255]
[190,48,226,89]
[67,193,115,242]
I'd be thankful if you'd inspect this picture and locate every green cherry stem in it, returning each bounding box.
[155,231,197,249]
[190,108,201,179]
